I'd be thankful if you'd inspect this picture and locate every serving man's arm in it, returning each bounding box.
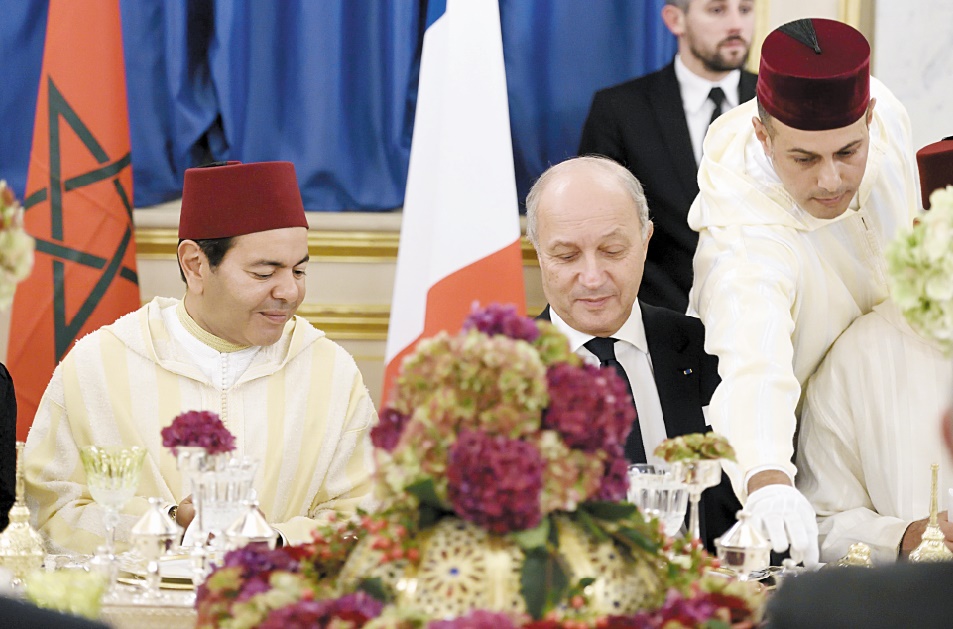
[693,227,818,565]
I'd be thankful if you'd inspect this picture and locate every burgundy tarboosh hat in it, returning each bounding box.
[178,161,308,240]
[916,137,953,209]
[757,18,870,131]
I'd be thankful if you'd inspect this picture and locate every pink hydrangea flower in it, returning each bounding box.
[429,609,519,629]
[447,430,543,534]
[370,407,409,452]
[161,410,236,455]
[543,363,635,454]
[463,303,540,343]
[594,457,630,503]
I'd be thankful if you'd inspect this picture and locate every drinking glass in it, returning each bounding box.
[192,456,258,547]
[627,464,688,537]
[669,459,722,542]
[79,446,146,555]
[189,456,258,581]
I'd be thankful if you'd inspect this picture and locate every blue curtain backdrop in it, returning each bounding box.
[0,0,674,211]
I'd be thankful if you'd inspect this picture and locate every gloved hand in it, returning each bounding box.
[745,484,819,568]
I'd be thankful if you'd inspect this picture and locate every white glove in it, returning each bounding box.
[745,484,819,568]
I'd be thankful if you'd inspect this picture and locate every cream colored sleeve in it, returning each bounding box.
[25,376,151,555]
[272,356,377,546]
[693,226,801,499]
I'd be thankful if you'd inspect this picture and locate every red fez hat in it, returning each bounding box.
[178,161,308,240]
[916,137,953,209]
[757,18,870,131]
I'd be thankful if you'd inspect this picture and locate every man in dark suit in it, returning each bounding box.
[527,155,739,551]
[579,0,756,312]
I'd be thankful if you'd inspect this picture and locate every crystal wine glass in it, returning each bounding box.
[669,459,722,542]
[79,446,146,557]
[626,464,688,537]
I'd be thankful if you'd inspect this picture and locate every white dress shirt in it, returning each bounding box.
[549,303,667,467]
[673,55,741,165]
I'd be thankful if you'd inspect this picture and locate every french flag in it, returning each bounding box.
[383,0,525,400]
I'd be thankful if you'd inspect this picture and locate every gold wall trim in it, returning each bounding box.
[296,304,391,340]
[135,228,399,262]
[136,227,541,266]
[838,0,862,27]
[746,0,771,74]
[295,303,546,341]
[521,237,539,266]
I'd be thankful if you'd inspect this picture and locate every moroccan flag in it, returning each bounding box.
[382,0,525,401]
[8,0,139,440]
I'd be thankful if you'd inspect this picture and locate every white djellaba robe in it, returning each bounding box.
[797,300,953,564]
[688,78,919,498]
[25,297,377,554]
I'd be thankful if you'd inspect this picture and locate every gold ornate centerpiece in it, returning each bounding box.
[0,442,45,584]
[194,305,764,627]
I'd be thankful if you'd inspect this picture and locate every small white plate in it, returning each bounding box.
[120,554,193,582]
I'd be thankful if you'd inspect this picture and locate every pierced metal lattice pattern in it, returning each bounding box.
[554,516,661,615]
[411,518,526,618]
[339,516,662,618]
[337,536,410,597]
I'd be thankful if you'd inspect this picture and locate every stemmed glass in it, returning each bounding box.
[669,459,722,542]
[627,464,689,537]
[79,446,146,557]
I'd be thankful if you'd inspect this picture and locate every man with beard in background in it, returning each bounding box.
[579,0,756,312]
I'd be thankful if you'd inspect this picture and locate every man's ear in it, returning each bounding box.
[661,4,686,37]
[752,116,772,156]
[178,240,206,294]
[866,97,877,127]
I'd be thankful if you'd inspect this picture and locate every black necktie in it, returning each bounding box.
[583,337,647,463]
[708,87,726,127]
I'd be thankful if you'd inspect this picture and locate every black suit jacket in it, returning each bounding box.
[538,302,740,551]
[766,563,953,629]
[578,62,757,312]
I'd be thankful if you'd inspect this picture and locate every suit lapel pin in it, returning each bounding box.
[682,368,693,376]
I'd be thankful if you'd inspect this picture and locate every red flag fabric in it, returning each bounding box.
[8,0,139,440]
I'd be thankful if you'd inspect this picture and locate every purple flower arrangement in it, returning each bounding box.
[374,303,638,534]
[161,410,236,455]
[194,305,764,628]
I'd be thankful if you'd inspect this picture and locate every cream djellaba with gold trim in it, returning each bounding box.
[24,296,377,555]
